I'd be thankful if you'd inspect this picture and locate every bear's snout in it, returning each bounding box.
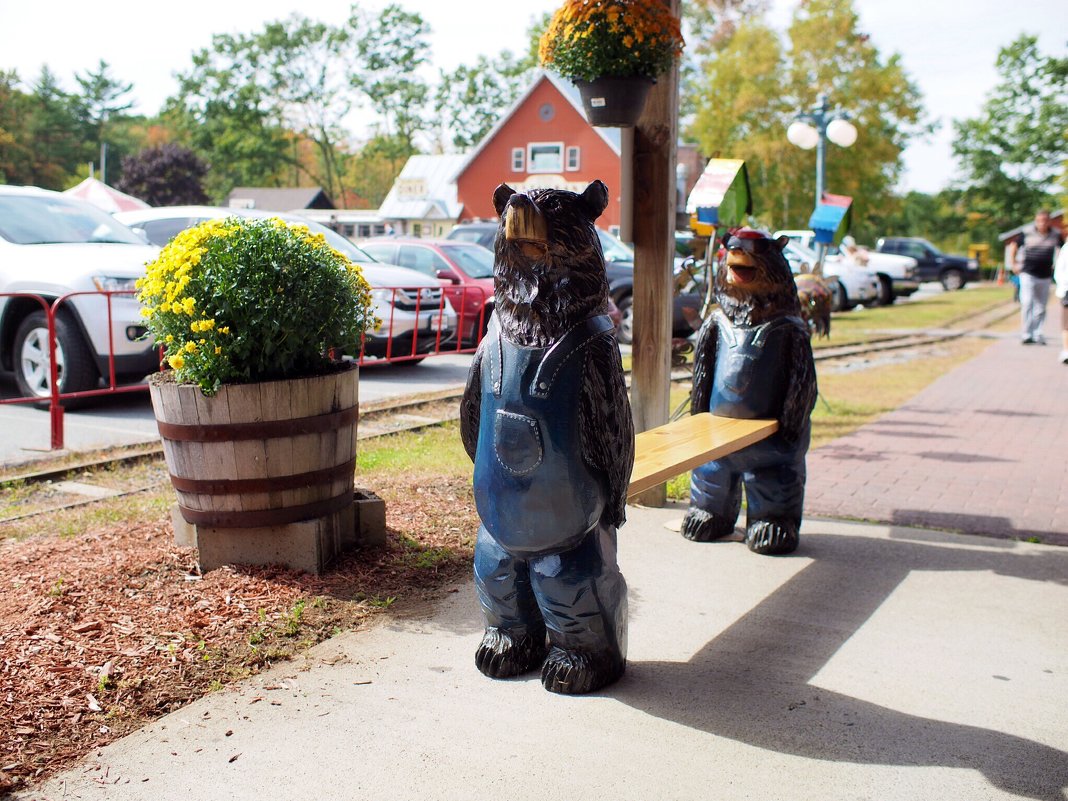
[503,196,548,248]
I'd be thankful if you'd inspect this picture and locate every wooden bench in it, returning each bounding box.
[627,413,778,499]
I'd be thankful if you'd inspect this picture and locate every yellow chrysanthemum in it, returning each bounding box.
[168,354,185,370]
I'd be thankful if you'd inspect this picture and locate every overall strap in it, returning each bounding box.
[529,315,615,399]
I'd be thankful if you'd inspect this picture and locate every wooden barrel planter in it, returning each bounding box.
[148,365,359,574]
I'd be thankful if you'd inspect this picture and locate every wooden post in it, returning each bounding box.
[629,0,680,507]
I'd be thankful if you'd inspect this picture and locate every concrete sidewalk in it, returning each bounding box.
[17,507,1068,801]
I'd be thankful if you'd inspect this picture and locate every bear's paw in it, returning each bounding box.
[541,646,625,695]
[746,519,799,555]
[681,507,737,542]
[475,626,547,679]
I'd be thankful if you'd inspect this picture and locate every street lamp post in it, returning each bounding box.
[786,93,857,206]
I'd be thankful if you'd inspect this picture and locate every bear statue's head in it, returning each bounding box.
[715,228,802,326]
[490,181,612,347]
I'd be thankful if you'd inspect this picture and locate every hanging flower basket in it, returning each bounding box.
[539,0,684,128]
[575,75,655,127]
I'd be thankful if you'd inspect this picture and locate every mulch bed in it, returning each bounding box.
[0,474,478,796]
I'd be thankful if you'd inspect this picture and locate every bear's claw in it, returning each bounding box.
[475,626,547,678]
[541,646,625,694]
[681,507,736,542]
[746,519,799,555]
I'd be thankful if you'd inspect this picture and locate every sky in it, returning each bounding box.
[1,0,1065,195]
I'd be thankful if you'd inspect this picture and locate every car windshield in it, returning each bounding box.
[598,229,633,263]
[440,244,494,278]
[0,195,145,245]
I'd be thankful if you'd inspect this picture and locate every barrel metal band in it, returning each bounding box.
[168,457,356,495]
[156,405,358,442]
[176,491,353,529]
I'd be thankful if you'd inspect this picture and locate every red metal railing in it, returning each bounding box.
[0,286,491,450]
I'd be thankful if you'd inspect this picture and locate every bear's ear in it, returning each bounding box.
[774,234,789,252]
[579,180,609,220]
[492,184,516,217]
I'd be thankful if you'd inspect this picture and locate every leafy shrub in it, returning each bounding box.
[137,217,375,393]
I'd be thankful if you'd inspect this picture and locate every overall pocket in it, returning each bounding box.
[494,410,543,475]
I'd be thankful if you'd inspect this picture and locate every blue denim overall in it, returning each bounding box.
[690,311,811,531]
[472,316,627,660]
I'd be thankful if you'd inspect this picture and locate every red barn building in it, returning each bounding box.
[455,72,625,229]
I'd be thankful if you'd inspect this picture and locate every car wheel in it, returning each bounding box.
[13,310,99,405]
[615,294,634,345]
[941,268,964,291]
[876,275,895,306]
[833,281,849,312]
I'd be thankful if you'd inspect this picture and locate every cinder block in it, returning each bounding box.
[353,488,387,547]
[171,502,354,575]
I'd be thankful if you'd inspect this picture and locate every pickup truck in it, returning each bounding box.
[774,230,920,305]
[875,237,980,291]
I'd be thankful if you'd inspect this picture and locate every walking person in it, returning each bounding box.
[1009,210,1063,345]
[1055,243,1068,364]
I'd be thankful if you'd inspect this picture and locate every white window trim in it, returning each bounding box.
[526,141,565,174]
[511,148,525,172]
[565,146,580,171]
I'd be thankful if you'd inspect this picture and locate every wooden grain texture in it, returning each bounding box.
[629,0,680,507]
[627,413,778,499]
[149,367,359,522]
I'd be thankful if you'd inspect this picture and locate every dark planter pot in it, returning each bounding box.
[575,76,655,127]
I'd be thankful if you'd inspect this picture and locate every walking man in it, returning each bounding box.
[1009,210,1063,345]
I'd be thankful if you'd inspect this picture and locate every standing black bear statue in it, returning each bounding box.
[460,181,635,694]
[681,228,818,555]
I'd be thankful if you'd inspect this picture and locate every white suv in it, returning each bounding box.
[0,186,160,399]
[775,229,920,305]
[114,207,458,363]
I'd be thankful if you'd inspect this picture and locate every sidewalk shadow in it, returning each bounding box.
[891,509,1068,546]
[616,533,1068,800]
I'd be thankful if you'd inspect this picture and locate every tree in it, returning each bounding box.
[343,133,417,208]
[349,4,431,152]
[166,38,297,203]
[22,67,95,189]
[952,35,1068,230]
[685,0,925,243]
[434,51,535,150]
[74,60,135,184]
[0,71,36,184]
[115,143,209,206]
[253,16,358,200]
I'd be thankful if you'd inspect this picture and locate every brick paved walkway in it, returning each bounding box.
[805,316,1068,546]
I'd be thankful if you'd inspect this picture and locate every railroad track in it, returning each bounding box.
[0,300,1017,524]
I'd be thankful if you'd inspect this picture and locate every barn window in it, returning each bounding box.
[527,142,564,173]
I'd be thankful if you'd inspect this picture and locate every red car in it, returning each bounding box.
[360,238,494,344]
[362,236,623,345]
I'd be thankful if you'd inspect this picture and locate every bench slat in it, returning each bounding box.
[627,413,778,498]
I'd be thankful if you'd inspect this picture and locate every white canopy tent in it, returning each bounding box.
[63,177,150,214]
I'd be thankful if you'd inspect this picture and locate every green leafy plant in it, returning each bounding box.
[538,0,684,83]
[137,217,376,394]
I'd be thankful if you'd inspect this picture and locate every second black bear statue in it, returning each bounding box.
[681,228,818,555]
[460,180,635,695]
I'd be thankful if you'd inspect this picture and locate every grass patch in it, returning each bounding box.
[357,422,468,477]
[813,284,1011,347]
